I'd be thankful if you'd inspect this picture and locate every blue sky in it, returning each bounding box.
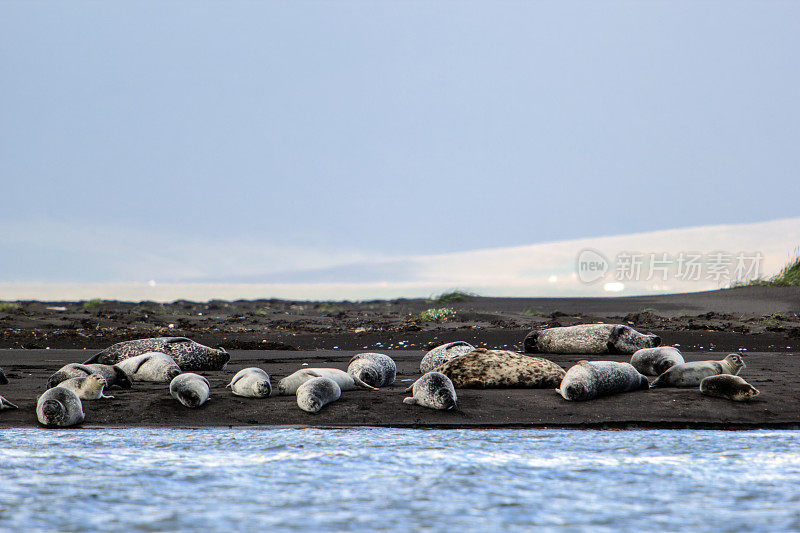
[1,1,799,283]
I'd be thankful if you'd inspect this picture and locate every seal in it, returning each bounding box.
[47,363,132,390]
[524,324,660,355]
[227,368,272,398]
[432,348,565,389]
[36,386,85,427]
[84,337,229,371]
[170,373,210,408]
[347,353,396,388]
[115,352,182,383]
[296,377,342,413]
[650,354,745,388]
[630,347,685,376]
[403,372,458,410]
[556,361,649,401]
[0,367,7,385]
[420,342,475,373]
[56,375,113,400]
[277,368,377,395]
[0,395,18,410]
[700,374,760,401]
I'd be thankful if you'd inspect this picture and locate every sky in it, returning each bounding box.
[1,1,799,286]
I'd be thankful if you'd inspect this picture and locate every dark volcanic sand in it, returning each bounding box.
[0,286,798,428]
[0,348,796,429]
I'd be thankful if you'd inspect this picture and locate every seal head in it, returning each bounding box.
[36,387,85,427]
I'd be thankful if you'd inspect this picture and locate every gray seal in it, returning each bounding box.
[433,348,566,389]
[296,377,342,413]
[36,386,85,427]
[170,373,210,408]
[56,375,113,400]
[84,337,229,371]
[700,375,760,401]
[115,352,182,383]
[403,372,458,410]
[277,368,376,395]
[630,347,685,376]
[47,363,132,389]
[556,361,649,401]
[0,367,7,385]
[0,395,18,410]
[347,353,396,388]
[524,324,661,355]
[420,341,475,373]
[227,368,271,398]
[650,354,745,388]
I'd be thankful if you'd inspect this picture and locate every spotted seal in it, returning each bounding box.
[556,361,649,401]
[629,346,685,376]
[36,386,85,427]
[650,354,745,388]
[432,348,565,389]
[56,375,113,400]
[115,352,182,383]
[524,324,661,355]
[47,363,132,390]
[296,377,341,413]
[403,372,458,410]
[227,368,271,398]
[700,374,759,401]
[347,353,396,388]
[0,395,18,410]
[0,367,7,385]
[277,368,377,395]
[84,337,229,371]
[170,373,210,408]
[420,341,475,373]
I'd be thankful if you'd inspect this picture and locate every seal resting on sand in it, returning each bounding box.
[170,373,210,408]
[524,324,660,355]
[47,363,132,390]
[433,348,565,389]
[556,361,649,401]
[277,368,376,395]
[420,341,475,373]
[700,374,759,401]
[403,372,458,410]
[296,377,341,413]
[36,387,85,427]
[650,354,745,388]
[84,337,229,371]
[227,368,271,398]
[56,375,113,400]
[347,353,396,388]
[629,347,685,376]
[115,352,182,383]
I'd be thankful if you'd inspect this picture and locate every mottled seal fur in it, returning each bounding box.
[84,337,229,371]
[296,377,341,413]
[36,386,85,427]
[115,352,182,383]
[432,348,565,389]
[47,363,132,390]
[227,368,271,398]
[0,395,18,410]
[420,341,475,373]
[630,347,685,376]
[0,367,7,385]
[403,372,458,410]
[524,324,661,355]
[277,368,376,395]
[347,353,396,388]
[700,374,760,401]
[650,354,745,388]
[56,375,113,400]
[170,373,210,408]
[556,361,649,401]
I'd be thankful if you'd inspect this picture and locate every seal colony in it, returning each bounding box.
[0,327,765,428]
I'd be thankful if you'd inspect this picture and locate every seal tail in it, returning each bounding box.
[82,352,103,365]
[352,375,378,391]
[649,376,663,388]
[402,397,417,405]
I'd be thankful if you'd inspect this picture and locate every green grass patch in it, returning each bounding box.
[429,291,476,304]
[737,253,800,287]
[420,307,455,322]
[317,302,341,313]
[82,299,104,311]
[0,302,20,313]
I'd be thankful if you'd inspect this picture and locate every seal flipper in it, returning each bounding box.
[0,396,19,410]
[403,384,414,393]
[82,352,104,365]
[351,374,378,391]
[402,397,417,405]
[165,337,193,344]
[128,354,153,375]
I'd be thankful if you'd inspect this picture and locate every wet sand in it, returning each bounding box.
[0,348,795,429]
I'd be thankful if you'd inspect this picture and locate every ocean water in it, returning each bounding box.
[0,428,798,532]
